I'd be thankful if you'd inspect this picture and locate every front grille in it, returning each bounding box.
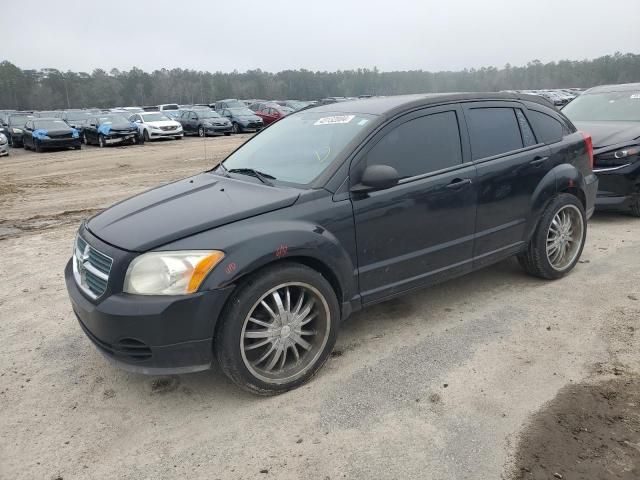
[49,132,73,139]
[74,235,113,299]
[160,125,177,131]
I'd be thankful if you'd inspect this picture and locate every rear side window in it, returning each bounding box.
[367,111,463,178]
[467,108,523,160]
[527,110,564,144]
[515,109,537,147]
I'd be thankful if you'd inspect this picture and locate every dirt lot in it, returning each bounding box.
[1,138,639,479]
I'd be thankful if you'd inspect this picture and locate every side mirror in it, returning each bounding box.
[351,165,400,193]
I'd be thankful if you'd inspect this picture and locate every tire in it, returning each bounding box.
[34,140,42,153]
[215,262,340,395]
[198,126,205,137]
[23,140,29,150]
[74,145,81,150]
[232,123,241,134]
[174,136,182,140]
[518,193,587,280]
[143,130,150,143]
[82,133,88,145]
[629,197,640,218]
[224,132,231,136]
[98,134,106,148]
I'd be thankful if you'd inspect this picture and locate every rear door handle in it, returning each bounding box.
[530,156,549,166]
[446,178,473,189]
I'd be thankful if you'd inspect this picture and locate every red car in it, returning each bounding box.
[249,102,293,125]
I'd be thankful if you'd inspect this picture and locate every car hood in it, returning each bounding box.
[87,173,300,252]
[146,120,181,128]
[573,121,640,149]
[237,115,261,120]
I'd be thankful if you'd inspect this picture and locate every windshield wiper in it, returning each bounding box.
[227,168,276,186]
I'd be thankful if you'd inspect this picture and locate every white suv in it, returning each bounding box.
[130,112,183,141]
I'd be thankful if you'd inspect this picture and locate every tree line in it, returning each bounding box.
[1,52,639,111]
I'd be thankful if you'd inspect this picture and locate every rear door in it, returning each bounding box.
[351,105,477,304]
[462,102,551,267]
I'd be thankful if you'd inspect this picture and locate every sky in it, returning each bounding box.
[2,0,639,74]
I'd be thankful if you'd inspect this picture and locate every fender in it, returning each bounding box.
[525,163,586,241]
[159,213,359,316]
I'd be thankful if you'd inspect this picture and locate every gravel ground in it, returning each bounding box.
[1,138,638,479]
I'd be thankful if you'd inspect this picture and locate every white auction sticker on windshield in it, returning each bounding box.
[314,115,355,126]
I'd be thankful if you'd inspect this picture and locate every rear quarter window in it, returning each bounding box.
[527,110,566,144]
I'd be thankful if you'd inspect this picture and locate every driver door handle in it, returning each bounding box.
[446,178,473,189]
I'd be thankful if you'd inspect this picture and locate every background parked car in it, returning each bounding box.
[179,109,232,137]
[130,112,183,141]
[249,102,293,125]
[157,104,180,112]
[83,114,140,147]
[22,118,81,152]
[219,107,263,133]
[6,112,34,147]
[61,110,93,137]
[275,100,311,111]
[0,132,8,156]
[562,82,640,216]
[213,99,246,111]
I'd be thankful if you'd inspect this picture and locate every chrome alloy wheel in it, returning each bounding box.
[240,282,330,384]
[546,204,584,271]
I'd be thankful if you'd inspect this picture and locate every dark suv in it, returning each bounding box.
[65,93,597,395]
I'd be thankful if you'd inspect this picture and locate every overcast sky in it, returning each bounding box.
[2,0,639,73]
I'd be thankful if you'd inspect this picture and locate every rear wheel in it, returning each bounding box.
[215,263,339,395]
[518,193,586,280]
[630,197,640,218]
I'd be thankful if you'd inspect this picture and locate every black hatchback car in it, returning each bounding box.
[562,83,640,216]
[22,118,81,152]
[65,93,597,394]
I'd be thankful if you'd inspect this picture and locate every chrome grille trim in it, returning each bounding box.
[73,234,113,299]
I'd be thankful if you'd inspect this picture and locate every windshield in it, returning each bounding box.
[562,91,640,122]
[34,119,69,129]
[65,112,92,121]
[141,113,170,122]
[230,108,256,116]
[222,112,375,185]
[161,104,179,110]
[198,111,222,119]
[9,115,32,126]
[99,115,129,124]
[222,100,245,109]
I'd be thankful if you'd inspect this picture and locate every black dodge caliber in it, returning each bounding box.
[66,93,598,394]
[562,82,640,216]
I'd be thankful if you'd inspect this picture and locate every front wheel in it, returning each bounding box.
[82,133,88,145]
[518,193,587,280]
[143,130,150,143]
[215,263,340,395]
[198,126,205,137]
[98,134,106,148]
[232,123,241,134]
[34,140,42,153]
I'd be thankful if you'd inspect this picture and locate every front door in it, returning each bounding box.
[350,106,478,304]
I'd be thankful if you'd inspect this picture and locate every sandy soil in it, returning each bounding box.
[1,139,639,479]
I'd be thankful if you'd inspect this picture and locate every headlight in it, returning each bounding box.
[611,146,640,159]
[123,250,225,295]
[596,145,640,168]
[0,133,6,143]
[12,128,22,134]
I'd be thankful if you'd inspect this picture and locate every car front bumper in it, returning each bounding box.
[593,161,640,212]
[149,129,183,138]
[204,125,233,135]
[65,258,234,375]
[38,137,82,149]
[104,132,138,144]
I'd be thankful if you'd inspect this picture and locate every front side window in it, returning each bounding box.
[366,111,463,178]
[222,111,375,185]
[467,108,523,160]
